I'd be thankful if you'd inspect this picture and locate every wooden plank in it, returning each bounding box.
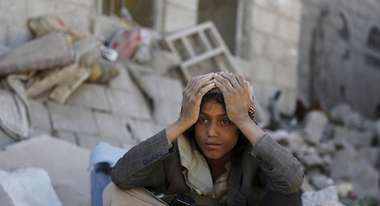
[165,22,214,42]
[182,47,224,68]
[199,31,213,51]
[181,37,196,57]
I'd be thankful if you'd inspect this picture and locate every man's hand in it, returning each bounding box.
[214,72,265,145]
[166,73,216,142]
[214,72,253,125]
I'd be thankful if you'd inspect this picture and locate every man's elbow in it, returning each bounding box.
[286,166,304,194]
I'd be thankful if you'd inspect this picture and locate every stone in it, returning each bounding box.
[302,186,344,206]
[357,148,380,169]
[331,144,380,200]
[0,185,13,206]
[0,130,15,150]
[109,64,140,93]
[0,89,30,140]
[0,168,62,206]
[0,32,74,76]
[126,119,163,142]
[139,74,183,103]
[309,174,334,190]
[152,50,181,75]
[330,104,364,129]
[0,136,90,206]
[93,112,133,143]
[48,103,99,135]
[297,151,325,169]
[66,84,110,111]
[153,100,181,126]
[304,111,328,145]
[28,100,51,131]
[106,89,151,120]
[53,130,78,145]
[334,126,374,149]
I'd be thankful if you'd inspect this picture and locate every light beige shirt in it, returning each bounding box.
[176,135,229,202]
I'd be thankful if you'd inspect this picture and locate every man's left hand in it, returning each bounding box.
[214,72,254,125]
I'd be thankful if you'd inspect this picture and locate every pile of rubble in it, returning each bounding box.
[0,9,379,206]
[270,104,380,206]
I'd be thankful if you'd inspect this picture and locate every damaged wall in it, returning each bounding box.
[298,0,380,118]
[245,0,302,115]
[0,0,96,47]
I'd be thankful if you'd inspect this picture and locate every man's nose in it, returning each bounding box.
[207,123,218,137]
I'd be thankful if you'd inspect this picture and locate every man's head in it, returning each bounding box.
[194,88,240,160]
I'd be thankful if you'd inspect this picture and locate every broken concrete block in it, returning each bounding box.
[334,126,374,149]
[0,89,30,140]
[0,168,62,206]
[53,130,78,145]
[106,89,151,120]
[93,112,134,144]
[28,100,51,131]
[330,104,364,129]
[153,100,181,126]
[66,84,111,111]
[135,72,183,103]
[0,185,13,206]
[304,111,328,145]
[152,50,181,75]
[302,186,344,206]
[309,174,334,190]
[357,148,380,170]
[48,103,99,135]
[126,118,162,142]
[109,64,140,93]
[0,136,90,206]
[0,32,74,76]
[0,130,15,150]
[331,144,380,200]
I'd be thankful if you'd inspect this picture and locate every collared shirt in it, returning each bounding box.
[176,135,229,203]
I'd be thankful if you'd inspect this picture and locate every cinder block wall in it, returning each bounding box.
[0,0,96,47]
[161,0,302,115]
[247,0,302,115]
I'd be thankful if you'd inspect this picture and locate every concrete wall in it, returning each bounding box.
[245,0,302,115]
[161,0,303,115]
[298,0,380,117]
[0,0,96,48]
[163,0,199,32]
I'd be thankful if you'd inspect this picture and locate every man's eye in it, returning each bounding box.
[198,117,209,124]
[220,118,231,126]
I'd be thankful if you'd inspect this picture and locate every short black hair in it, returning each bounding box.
[184,88,249,156]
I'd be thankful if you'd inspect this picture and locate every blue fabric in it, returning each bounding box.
[89,142,129,206]
[91,168,111,206]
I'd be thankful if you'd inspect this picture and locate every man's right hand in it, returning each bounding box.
[166,73,216,142]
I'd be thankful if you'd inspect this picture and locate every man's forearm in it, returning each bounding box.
[235,117,265,145]
[165,118,192,142]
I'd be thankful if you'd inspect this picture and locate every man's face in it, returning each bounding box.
[194,100,239,160]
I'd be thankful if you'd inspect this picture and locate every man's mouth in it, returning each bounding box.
[205,143,222,150]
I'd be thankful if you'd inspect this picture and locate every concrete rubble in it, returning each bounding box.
[0,168,62,206]
[0,6,379,206]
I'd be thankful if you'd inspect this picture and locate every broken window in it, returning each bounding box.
[198,0,238,55]
[99,0,154,28]
[365,26,380,67]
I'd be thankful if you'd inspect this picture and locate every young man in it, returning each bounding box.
[104,72,303,206]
